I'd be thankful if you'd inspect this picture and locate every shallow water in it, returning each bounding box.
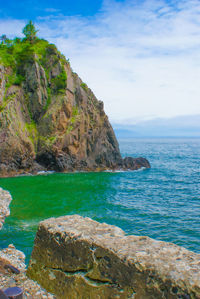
[0,138,199,262]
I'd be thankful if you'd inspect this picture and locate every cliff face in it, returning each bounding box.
[0,40,150,175]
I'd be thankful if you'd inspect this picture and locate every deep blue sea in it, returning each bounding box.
[0,138,199,262]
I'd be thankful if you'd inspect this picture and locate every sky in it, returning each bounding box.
[0,0,200,124]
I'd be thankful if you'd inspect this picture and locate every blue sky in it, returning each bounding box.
[0,0,102,19]
[1,0,200,124]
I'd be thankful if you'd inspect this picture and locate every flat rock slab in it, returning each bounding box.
[0,188,12,230]
[27,215,200,299]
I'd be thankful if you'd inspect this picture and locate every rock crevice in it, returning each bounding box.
[46,267,114,287]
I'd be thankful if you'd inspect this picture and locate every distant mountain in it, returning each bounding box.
[112,115,200,138]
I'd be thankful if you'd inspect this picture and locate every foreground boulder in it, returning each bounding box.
[0,188,12,230]
[27,215,200,299]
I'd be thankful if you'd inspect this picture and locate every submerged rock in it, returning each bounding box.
[0,40,150,176]
[27,215,200,299]
[0,188,12,230]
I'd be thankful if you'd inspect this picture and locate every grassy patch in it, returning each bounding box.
[66,125,73,134]
[24,121,38,144]
[39,135,57,148]
[65,106,80,133]
[43,87,52,111]
[80,82,88,92]
[72,106,79,116]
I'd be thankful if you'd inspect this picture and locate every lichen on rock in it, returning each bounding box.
[27,215,200,299]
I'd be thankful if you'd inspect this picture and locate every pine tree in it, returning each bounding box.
[22,21,38,42]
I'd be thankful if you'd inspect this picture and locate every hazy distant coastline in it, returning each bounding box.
[112,114,200,138]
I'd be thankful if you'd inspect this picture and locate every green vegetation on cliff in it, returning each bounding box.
[0,22,68,104]
[22,20,38,42]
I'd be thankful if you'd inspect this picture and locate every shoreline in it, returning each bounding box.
[0,165,150,179]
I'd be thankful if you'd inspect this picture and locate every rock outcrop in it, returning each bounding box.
[0,188,12,230]
[0,244,54,298]
[27,215,200,299]
[0,39,150,176]
[0,188,54,297]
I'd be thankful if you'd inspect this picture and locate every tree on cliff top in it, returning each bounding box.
[22,21,38,42]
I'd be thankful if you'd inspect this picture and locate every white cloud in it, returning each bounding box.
[44,8,61,13]
[1,0,200,123]
[0,19,25,37]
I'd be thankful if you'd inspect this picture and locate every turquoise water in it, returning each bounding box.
[0,138,199,262]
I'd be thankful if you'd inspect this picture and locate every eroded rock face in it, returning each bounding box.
[0,42,150,176]
[0,188,12,230]
[27,215,200,299]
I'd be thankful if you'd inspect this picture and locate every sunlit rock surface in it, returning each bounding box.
[0,244,54,298]
[0,187,12,230]
[27,215,200,299]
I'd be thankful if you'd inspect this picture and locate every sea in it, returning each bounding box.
[0,137,199,263]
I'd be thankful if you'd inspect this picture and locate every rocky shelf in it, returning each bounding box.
[27,215,200,299]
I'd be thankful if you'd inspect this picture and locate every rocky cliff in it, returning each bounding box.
[0,38,150,176]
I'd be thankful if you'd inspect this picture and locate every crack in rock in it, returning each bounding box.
[48,267,120,288]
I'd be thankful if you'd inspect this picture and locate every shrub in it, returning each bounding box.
[51,67,67,94]
[80,82,88,92]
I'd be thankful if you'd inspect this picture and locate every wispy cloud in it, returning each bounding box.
[44,8,61,13]
[1,0,200,123]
